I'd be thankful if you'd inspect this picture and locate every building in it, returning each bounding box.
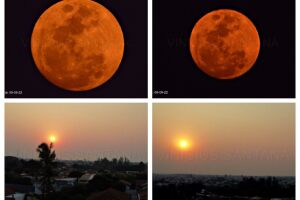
[5,184,34,200]
[54,178,77,191]
[78,173,96,184]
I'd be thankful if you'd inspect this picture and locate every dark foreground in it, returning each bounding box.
[5,156,147,200]
[153,174,295,200]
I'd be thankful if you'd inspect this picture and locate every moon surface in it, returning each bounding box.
[31,0,124,91]
[190,9,260,79]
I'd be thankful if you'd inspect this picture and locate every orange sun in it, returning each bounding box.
[177,139,191,151]
[49,135,57,143]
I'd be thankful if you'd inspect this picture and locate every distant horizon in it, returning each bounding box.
[5,155,148,163]
[153,173,295,178]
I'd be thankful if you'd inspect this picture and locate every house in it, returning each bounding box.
[87,188,131,200]
[33,177,77,194]
[54,178,77,191]
[5,193,26,200]
[78,173,96,184]
[5,184,34,200]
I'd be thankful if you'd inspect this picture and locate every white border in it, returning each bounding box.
[296,0,299,197]
[0,0,299,199]
[147,1,153,200]
[1,0,4,198]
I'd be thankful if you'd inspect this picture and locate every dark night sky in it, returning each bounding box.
[5,0,147,98]
[153,0,295,98]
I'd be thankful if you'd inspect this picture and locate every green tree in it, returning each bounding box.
[37,142,56,200]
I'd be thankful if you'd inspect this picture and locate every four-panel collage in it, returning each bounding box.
[3,0,296,200]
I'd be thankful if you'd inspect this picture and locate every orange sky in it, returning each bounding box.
[5,103,147,162]
[153,103,295,176]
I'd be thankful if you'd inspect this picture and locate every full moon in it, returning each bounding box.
[190,9,260,79]
[31,0,124,91]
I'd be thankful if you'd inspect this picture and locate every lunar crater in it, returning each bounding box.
[62,4,73,13]
[212,14,220,21]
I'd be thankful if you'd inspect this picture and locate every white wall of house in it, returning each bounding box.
[6,193,26,200]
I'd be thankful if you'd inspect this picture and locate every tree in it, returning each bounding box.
[112,158,118,170]
[138,162,146,172]
[37,142,56,200]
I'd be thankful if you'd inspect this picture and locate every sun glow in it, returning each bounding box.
[49,135,57,143]
[177,139,191,151]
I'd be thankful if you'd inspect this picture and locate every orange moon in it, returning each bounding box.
[31,0,124,91]
[190,9,260,79]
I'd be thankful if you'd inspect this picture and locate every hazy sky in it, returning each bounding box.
[5,103,147,162]
[153,104,295,176]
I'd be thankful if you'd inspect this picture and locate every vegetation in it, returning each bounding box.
[36,142,57,200]
[93,157,146,172]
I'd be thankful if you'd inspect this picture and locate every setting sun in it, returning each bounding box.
[49,135,56,143]
[177,139,190,151]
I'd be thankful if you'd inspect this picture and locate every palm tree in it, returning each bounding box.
[37,142,56,200]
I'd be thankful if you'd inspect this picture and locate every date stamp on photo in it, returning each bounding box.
[154,90,169,95]
[5,90,23,95]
